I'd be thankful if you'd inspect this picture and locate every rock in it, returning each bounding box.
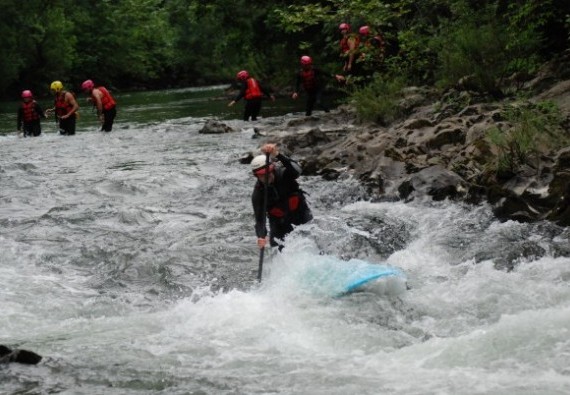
[0,345,42,365]
[199,120,235,134]
[281,128,332,151]
[402,118,434,130]
[239,152,254,164]
[397,166,468,202]
[426,126,466,149]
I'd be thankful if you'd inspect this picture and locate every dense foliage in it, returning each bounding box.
[0,0,568,100]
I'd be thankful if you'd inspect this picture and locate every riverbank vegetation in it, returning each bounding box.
[1,0,568,103]
[487,101,569,177]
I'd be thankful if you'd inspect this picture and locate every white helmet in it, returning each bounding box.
[251,154,276,175]
[251,155,268,171]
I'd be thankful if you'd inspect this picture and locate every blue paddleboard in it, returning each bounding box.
[343,264,405,294]
[300,256,407,297]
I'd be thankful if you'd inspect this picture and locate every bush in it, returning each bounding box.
[486,101,567,175]
[351,72,406,124]
[433,18,507,93]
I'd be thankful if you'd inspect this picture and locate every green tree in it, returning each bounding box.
[0,0,568,99]
[0,0,76,96]
[0,0,27,94]
[72,0,175,86]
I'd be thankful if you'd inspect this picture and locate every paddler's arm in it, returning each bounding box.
[260,143,302,178]
[228,81,247,106]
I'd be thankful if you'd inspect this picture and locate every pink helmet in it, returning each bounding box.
[300,56,312,66]
[21,90,33,99]
[81,79,95,92]
[339,23,350,32]
[236,70,249,81]
[359,25,370,35]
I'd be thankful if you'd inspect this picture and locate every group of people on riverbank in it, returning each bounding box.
[339,23,385,78]
[229,22,385,120]
[17,80,117,137]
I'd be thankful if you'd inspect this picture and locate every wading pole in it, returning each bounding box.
[257,153,270,282]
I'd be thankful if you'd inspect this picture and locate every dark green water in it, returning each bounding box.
[0,85,322,135]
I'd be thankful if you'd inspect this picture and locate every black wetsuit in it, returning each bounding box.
[101,106,116,132]
[252,154,313,248]
[58,116,76,135]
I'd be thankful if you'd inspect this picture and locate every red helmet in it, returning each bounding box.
[81,79,95,92]
[236,70,249,81]
[21,90,33,99]
[359,25,370,35]
[300,56,312,66]
[339,23,350,32]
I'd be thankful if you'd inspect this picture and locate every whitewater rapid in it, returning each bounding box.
[1,107,569,394]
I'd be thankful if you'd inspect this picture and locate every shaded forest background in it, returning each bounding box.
[1,0,568,101]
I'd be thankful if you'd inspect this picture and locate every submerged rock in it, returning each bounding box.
[199,120,235,134]
[0,345,42,365]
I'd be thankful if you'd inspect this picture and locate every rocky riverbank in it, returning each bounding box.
[205,51,570,226]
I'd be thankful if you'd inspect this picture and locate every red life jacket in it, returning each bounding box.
[22,101,40,123]
[54,91,75,117]
[340,34,360,55]
[244,78,263,100]
[268,195,301,218]
[95,86,116,110]
[300,69,317,91]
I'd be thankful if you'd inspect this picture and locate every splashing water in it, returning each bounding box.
[1,89,569,394]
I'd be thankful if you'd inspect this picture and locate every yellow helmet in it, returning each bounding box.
[50,80,64,93]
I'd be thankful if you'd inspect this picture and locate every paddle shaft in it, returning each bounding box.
[257,153,270,282]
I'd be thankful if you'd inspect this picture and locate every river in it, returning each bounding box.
[1,87,569,394]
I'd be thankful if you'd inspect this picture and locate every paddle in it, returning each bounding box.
[257,153,270,282]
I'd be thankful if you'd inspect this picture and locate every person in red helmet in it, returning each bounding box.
[17,90,46,137]
[228,70,275,121]
[358,25,386,65]
[251,143,313,250]
[81,79,117,132]
[338,22,360,74]
[291,55,336,116]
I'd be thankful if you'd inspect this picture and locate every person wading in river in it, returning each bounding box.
[228,70,275,121]
[45,80,79,136]
[17,90,46,137]
[81,79,117,132]
[292,55,339,116]
[251,143,313,251]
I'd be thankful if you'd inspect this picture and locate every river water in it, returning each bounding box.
[1,87,569,394]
